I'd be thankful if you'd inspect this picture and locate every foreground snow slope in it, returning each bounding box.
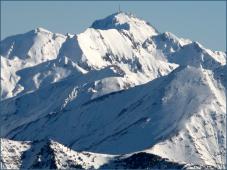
[1,138,215,169]
[1,12,226,169]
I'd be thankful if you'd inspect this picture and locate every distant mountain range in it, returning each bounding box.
[1,12,226,169]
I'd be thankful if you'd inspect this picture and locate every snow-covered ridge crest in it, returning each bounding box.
[1,138,217,169]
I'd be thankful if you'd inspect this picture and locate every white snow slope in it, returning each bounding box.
[0,138,216,169]
[0,12,226,169]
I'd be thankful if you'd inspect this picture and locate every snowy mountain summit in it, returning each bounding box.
[0,12,226,169]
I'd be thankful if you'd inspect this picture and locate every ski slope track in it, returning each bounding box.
[0,12,226,169]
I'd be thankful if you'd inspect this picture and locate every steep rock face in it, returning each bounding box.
[1,12,226,169]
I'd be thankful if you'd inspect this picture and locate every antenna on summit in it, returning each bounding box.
[118,4,121,13]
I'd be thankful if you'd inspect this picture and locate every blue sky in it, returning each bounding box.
[1,1,226,51]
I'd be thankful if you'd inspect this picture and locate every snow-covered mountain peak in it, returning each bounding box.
[0,28,66,61]
[91,12,142,30]
[91,12,127,30]
[34,27,52,34]
[142,31,193,59]
[0,28,67,99]
[0,12,177,100]
[185,41,204,53]
[161,32,180,41]
[91,12,158,42]
[168,41,226,70]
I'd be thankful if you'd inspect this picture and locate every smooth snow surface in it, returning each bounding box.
[1,12,226,169]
